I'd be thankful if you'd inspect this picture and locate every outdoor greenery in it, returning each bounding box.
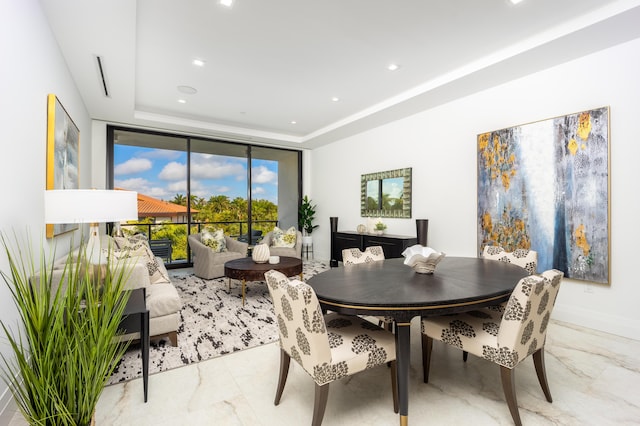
[0,233,131,425]
[125,195,279,261]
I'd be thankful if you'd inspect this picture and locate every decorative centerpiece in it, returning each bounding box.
[252,243,270,263]
[356,224,367,234]
[401,244,446,274]
[373,220,387,235]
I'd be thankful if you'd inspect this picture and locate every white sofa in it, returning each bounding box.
[48,236,182,346]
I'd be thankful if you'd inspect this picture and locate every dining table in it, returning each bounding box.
[307,256,529,426]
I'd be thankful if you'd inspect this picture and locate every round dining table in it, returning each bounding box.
[307,256,529,426]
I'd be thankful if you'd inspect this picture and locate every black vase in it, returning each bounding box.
[330,217,339,267]
[416,219,428,246]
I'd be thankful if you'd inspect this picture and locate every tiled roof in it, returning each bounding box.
[116,188,197,218]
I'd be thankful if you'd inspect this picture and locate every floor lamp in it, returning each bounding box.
[44,189,138,265]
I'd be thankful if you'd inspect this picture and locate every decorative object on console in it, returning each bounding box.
[46,94,80,238]
[361,167,412,218]
[477,106,609,284]
[416,219,429,246]
[402,244,446,274]
[252,243,270,263]
[373,219,387,235]
[44,189,138,265]
[356,223,367,234]
[330,216,339,267]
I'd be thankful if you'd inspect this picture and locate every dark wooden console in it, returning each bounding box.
[332,231,417,262]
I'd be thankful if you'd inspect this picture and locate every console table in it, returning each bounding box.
[331,231,417,262]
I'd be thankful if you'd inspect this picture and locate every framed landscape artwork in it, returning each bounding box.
[46,94,80,238]
[477,106,610,284]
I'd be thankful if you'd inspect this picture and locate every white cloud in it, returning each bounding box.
[115,177,150,192]
[191,157,245,180]
[114,158,152,175]
[251,165,277,184]
[158,161,186,180]
[252,186,266,194]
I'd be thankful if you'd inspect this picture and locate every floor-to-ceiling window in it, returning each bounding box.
[107,126,301,267]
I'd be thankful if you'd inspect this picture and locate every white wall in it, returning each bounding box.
[311,37,640,341]
[0,0,92,419]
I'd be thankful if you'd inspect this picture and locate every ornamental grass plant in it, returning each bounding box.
[0,232,131,426]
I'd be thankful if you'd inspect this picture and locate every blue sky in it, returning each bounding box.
[114,145,279,202]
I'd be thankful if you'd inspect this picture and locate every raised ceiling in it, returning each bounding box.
[41,0,640,148]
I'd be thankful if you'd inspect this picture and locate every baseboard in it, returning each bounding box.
[553,303,640,341]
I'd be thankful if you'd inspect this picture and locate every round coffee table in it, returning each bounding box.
[224,256,303,306]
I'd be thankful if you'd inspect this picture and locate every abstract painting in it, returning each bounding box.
[46,94,80,238]
[477,107,610,283]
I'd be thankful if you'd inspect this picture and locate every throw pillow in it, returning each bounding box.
[201,229,227,253]
[113,234,171,284]
[271,226,297,248]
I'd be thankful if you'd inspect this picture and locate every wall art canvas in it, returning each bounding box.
[46,94,80,238]
[477,106,610,283]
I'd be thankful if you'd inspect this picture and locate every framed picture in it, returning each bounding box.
[46,94,80,238]
[477,106,610,284]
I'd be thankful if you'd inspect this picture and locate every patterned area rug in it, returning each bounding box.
[108,260,330,385]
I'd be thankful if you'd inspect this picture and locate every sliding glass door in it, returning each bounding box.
[107,126,301,267]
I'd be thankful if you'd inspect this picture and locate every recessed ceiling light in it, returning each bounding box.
[219,0,233,7]
[177,85,197,95]
[178,99,186,104]
[509,0,524,4]
[290,121,297,125]
[387,63,400,71]
[192,59,205,67]
[331,97,340,102]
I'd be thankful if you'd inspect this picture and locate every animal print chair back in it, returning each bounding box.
[482,245,538,275]
[342,245,385,265]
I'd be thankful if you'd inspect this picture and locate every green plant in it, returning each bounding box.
[0,232,131,426]
[375,221,387,231]
[298,195,319,235]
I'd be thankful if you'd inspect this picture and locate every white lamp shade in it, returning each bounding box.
[44,189,138,224]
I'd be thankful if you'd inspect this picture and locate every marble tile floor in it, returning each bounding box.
[8,317,640,426]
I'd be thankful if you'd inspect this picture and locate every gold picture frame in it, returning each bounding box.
[46,94,80,238]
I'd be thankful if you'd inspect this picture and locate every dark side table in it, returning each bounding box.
[118,287,150,402]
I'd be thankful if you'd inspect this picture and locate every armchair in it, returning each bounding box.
[262,229,302,259]
[188,233,248,279]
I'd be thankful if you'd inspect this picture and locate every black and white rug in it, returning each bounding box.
[108,260,330,385]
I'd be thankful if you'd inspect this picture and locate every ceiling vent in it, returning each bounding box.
[95,55,110,98]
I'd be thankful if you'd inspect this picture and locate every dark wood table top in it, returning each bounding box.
[307,257,529,319]
[224,256,303,281]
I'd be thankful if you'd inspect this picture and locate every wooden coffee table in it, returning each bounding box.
[224,256,303,305]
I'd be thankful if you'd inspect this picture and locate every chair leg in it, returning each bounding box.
[274,349,290,405]
[390,360,399,413]
[312,383,330,426]
[533,348,553,402]
[421,333,433,383]
[500,366,522,426]
[463,350,468,362]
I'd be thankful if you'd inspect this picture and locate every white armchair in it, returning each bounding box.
[262,230,303,259]
[188,233,248,279]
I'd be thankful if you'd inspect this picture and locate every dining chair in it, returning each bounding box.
[264,270,398,426]
[342,245,385,265]
[421,269,563,426]
[341,246,393,330]
[482,245,538,275]
[468,245,539,361]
